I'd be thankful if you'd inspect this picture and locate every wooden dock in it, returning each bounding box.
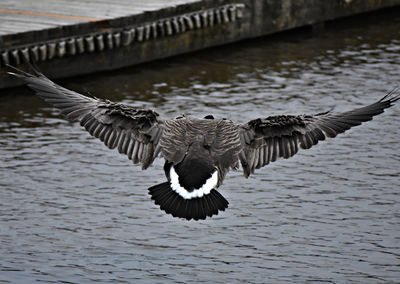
[1,0,400,89]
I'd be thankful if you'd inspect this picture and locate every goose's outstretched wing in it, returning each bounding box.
[9,66,164,169]
[239,90,400,177]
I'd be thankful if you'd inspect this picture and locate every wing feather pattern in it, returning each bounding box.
[9,66,164,169]
[239,90,400,177]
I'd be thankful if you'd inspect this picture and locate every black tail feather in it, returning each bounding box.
[148,182,229,221]
[205,194,218,217]
[202,195,211,217]
[193,198,201,221]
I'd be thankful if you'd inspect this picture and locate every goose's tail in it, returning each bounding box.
[148,182,228,221]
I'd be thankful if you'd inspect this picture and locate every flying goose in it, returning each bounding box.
[9,66,399,221]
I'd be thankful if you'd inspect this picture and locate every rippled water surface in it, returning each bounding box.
[1,9,400,284]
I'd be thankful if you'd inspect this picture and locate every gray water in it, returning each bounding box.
[1,9,400,284]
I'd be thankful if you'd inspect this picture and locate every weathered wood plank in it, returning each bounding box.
[0,12,79,25]
[1,0,201,23]
[0,0,202,39]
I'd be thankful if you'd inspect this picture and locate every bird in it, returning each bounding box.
[8,65,399,221]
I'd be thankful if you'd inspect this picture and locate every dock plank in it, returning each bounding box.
[0,0,201,38]
[0,13,80,36]
[1,0,200,20]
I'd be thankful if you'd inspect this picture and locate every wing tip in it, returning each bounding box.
[379,88,400,105]
[6,58,47,81]
[7,64,29,78]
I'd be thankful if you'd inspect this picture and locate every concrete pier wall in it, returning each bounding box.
[1,0,400,89]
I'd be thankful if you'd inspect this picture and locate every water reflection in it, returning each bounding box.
[1,8,400,284]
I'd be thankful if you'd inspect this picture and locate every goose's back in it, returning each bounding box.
[160,117,242,169]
